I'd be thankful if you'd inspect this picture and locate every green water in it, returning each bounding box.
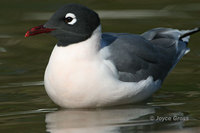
[0,0,200,132]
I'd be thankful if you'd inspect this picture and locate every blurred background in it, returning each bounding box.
[0,0,200,133]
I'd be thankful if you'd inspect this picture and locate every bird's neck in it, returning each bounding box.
[78,25,102,56]
[52,26,102,62]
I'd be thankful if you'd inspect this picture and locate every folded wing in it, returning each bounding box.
[101,28,190,82]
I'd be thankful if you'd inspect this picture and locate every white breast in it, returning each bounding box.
[44,26,161,108]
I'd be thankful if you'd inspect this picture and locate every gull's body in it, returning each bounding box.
[44,26,161,108]
[25,4,200,108]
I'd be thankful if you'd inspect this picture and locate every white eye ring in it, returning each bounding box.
[65,13,77,25]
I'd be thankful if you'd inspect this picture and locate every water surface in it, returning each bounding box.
[0,0,200,132]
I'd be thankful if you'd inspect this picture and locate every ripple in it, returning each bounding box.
[163,3,200,11]
[148,102,185,107]
[0,108,57,117]
[23,9,190,21]
[0,34,12,38]
[0,81,44,88]
[0,47,7,52]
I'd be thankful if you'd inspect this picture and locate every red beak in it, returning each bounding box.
[25,25,55,37]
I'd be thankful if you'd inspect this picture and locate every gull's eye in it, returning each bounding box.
[64,13,77,25]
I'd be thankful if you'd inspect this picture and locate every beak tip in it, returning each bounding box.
[25,25,55,38]
[25,32,29,38]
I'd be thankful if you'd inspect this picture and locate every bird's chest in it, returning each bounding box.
[45,53,102,90]
[44,45,121,107]
[44,45,117,95]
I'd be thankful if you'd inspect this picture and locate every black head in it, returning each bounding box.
[25,4,100,46]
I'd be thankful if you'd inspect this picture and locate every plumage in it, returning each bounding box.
[101,28,190,82]
[25,4,200,108]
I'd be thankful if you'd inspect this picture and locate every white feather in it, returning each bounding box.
[44,26,161,108]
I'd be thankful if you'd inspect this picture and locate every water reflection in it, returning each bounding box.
[46,106,155,133]
[45,104,192,133]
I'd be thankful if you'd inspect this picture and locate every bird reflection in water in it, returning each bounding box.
[45,106,155,133]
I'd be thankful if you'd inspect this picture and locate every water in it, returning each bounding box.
[0,0,200,132]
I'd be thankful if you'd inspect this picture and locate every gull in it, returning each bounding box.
[25,4,200,108]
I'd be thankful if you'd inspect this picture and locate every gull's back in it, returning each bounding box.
[101,28,192,82]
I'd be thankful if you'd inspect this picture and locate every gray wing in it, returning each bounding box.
[101,28,189,82]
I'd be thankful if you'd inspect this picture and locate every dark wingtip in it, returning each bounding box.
[180,27,200,39]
